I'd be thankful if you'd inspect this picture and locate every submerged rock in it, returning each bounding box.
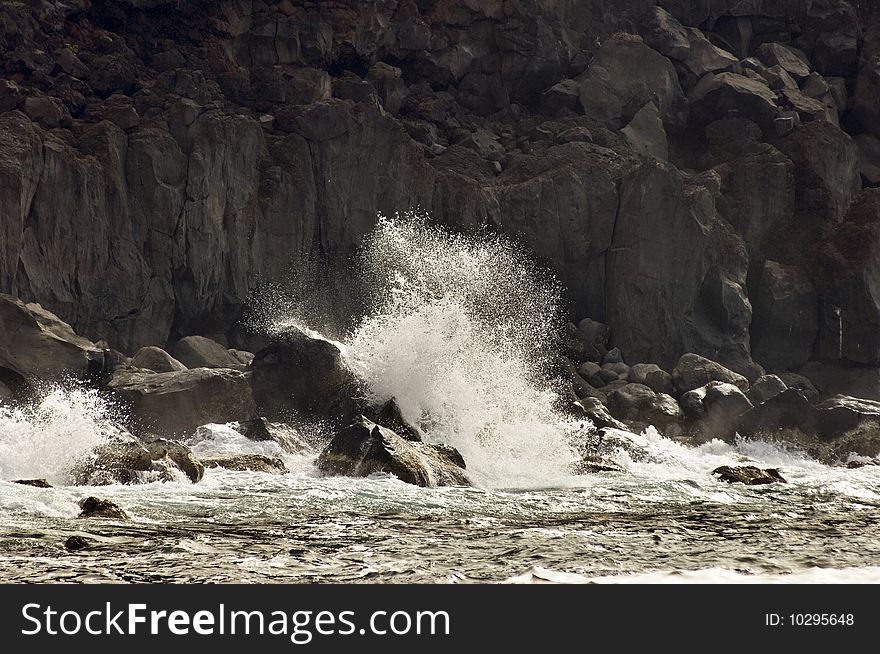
[317,416,471,488]
[572,455,627,474]
[64,535,91,551]
[201,454,288,475]
[12,479,52,488]
[78,496,128,520]
[712,465,786,485]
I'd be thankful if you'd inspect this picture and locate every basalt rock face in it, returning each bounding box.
[0,0,879,393]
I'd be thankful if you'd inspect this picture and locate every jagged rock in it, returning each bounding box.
[130,346,187,373]
[680,381,753,440]
[0,294,106,397]
[607,383,684,435]
[0,80,23,112]
[540,79,581,116]
[757,43,810,81]
[78,497,128,520]
[577,33,687,130]
[457,72,509,117]
[317,417,471,488]
[760,64,798,91]
[229,349,255,367]
[249,327,359,423]
[366,398,423,442]
[639,6,690,60]
[621,101,668,160]
[12,479,52,488]
[747,375,788,405]
[23,96,66,129]
[712,465,786,485]
[689,72,779,129]
[781,88,837,126]
[233,417,312,454]
[572,455,627,474]
[144,438,204,483]
[680,27,739,80]
[672,353,749,395]
[202,454,288,475]
[749,261,818,371]
[107,368,256,437]
[572,397,627,431]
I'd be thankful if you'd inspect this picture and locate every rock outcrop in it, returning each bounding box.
[317,416,471,488]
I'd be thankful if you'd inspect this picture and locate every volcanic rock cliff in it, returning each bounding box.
[2,0,880,385]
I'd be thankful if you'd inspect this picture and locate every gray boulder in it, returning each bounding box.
[689,72,778,129]
[74,436,204,485]
[107,368,256,437]
[748,375,788,405]
[621,101,668,160]
[174,335,243,369]
[78,497,128,520]
[638,6,690,60]
[607,383,684,435]
[672,353,749,394]
[317,417,471,488]
[757,43,810,81]
[680,27,739,80]
[572,397,627,431]
[233,417,313,454]
[680,381,753,440]
[629,363,662,384]
[645,369,674,395]
[854,134,880,187]
[130,346,187,373]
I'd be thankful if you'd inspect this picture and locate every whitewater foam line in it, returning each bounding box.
[505,566,880,584]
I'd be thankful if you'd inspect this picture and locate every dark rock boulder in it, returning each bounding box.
[0,294,106,396]
[64,535,91,551]
[855,134,880,187]
[680,381,753,440]
[737,388,819,439]
[202,454,288,475]
[572,455,627,474]
[749,260,818,371]
[775,372,820,403]
[639,6,691,60]
[756,43,810,81]
[317,417,471,488]
[249,327,359,423]
[747,374,788,405]
[173,335,243,370]
[852,24,880,138]
[130,346,187,373]
[672,353,749,394]
[571,397,628,431]
[365,398,423,442]
[712,465,786,485]
[645,369,675,395]
[798,361,880,402]
[107,368,256,438]
[606,383,684,435]
[78,497,128,520]
[620,101,668,160]
[577,33,687,130]
[12,479,52,488]
[689,72,779,129]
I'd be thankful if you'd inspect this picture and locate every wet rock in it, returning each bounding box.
[845,458,880,469]
[317,417,471,488]
[712,465,786,485]
[12,479,52,488]
[78,497,128,520]
[233,417,312,454]
[645,369,674,395]
[366,398,423,442]
[145,438,204,483]
[75,435,203,484]
[577,33,687,130]
[737,388,818,439]
[749,261,818,371]
[108,368,256,438]
[607,383,684,435]
[0,294,106,397]
[747,375,788,405]
[249,327,359,423]
[572,397,627,431]
[64,535,90,551]
[202,454,288,475]
[672,353,749,395]
[130,346,187,373]
[174,335,243,370]
[572,455,627,475]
